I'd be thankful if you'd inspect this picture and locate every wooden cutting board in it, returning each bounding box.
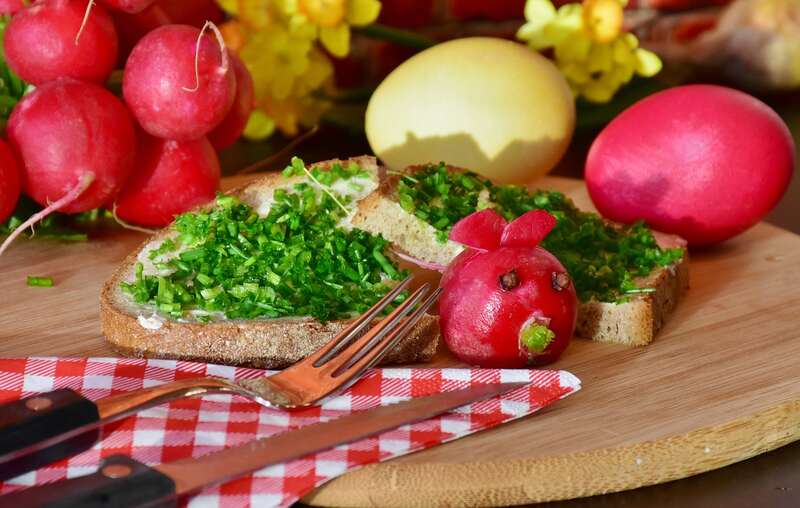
[2,175,800,507]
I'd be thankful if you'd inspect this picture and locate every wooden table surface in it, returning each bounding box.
[2,92,799,506]
[2,171,800,506]
[219,96,800,507]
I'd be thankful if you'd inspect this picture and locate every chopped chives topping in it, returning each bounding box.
[27,276,53,287]
[121,158,405,322]
[0,197,107,243]
[623,287,658,294]
[396,162,684,303]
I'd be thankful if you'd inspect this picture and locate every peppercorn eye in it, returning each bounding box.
[551,272,571,292]
[499,269,520,291]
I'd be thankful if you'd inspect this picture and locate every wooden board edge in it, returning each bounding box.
[302,399,800,507]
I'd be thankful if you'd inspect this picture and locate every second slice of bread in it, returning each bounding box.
[351,165,689,347]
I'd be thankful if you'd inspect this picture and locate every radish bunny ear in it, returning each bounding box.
[449,209,507,251]
[500,210,557,248]
[450,209,557,251]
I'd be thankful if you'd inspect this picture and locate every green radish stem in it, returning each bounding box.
[75,0,95,45]
[182,20,228,93]
[355,23,435,50]
[0,171,95,257]
[111,202,157,234]
[236,125,319,175]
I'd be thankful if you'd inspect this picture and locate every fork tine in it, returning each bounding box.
[300,276,413,368]
[316,283,432,376]
[332,288,442,385]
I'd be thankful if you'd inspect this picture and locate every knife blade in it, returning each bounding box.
[0,381,527,508]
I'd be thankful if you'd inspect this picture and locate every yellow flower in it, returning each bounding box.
[240,24,314,101]
[221,16,334,138]
[216,0,380,138]
[218,0,274,30]
[243,109,276,140]
[219,20,247,53]
[583,0,624,44]
[517,0,661,103]
[275,0,382,57]
[252,42,332,138]
[259,94,330,137]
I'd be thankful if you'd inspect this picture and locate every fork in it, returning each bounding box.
[0,277,441,474]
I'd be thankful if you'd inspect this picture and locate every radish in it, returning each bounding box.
[448,208,507,251]
[123,23,236,141]
[0,139,20,223]
[0,0,25,15]
[99,0,155,13]
[500,209,557,248]
[111,2,170,62]
[440,210,577,367]
[586,85,795,246]
[1,79,136,255]
[111,0,224,62]
[4,0,118,85]
[207,54,254,150]
[114,132,220,227]
[158,0,224,27]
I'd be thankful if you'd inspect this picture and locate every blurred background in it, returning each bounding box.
[210,0,800,233]
[1,0,797,237]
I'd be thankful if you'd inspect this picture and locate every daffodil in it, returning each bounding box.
[275,0,382,57]
[217,0,274,30]
[221,17,333,138]
[219,20,247,53]
[250,43,333,138]
[517,0,662,102]
[243,109,276,140]
[239,24,316,100]
[260,94,330,137]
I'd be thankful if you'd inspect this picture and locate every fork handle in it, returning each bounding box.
[0,389,99,463]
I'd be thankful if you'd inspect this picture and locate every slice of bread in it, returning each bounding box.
[100,157,440,369]
[351,164,689,347]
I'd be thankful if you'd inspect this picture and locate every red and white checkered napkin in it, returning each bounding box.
[0,358,580,507]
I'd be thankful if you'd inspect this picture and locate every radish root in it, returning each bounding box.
[0,172,95,257]
[111,203,157,234]
[392,250,448,272]
[75,0,95,45]
[182,21,229,92]
[301,164,350,216]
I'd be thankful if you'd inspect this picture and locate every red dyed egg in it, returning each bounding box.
[585,85,794,246]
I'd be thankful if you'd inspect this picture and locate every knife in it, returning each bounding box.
[0,381,526,507]
[0,382,236,482]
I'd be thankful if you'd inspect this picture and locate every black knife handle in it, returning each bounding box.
[0,455,177,508]
[0,389,100,460]
[0,428,99,482]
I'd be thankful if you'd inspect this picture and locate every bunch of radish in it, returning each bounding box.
[0,0,254,255]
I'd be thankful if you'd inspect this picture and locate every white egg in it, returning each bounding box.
[366,37,575,183]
